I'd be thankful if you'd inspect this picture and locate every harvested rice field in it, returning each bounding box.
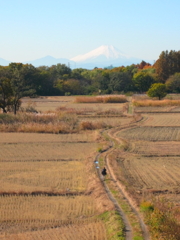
[0,221,107,240]
[134,106,176,113]
[129,140,180,156]
[143,114,180,126]
[0,141,97,161]
[117,155,180,192]
[118,126,180,141]
[0,129,117,238]
[21,96,125,113]
[0,132,98,143]
[0,195,96,233]
[0,161,87,192]
[79,116,132,127]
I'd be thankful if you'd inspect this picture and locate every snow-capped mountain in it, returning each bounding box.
[70,45,145,68]
[0,45,151,69]
[71,45,129,63]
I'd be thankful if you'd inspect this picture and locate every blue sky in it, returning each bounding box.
[0,0,180,62]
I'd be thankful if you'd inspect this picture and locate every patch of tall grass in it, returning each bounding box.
[132,99,180,107]
[0,112,112,133]
[75,95,127,103]
[0,113,79,133]
[141,199,180,240]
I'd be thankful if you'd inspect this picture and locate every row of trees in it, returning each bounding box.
[1,50,180,113]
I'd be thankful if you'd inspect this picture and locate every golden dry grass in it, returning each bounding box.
[21,96,74,112]
[0,132,98,143]
[118,126,180,141]
[0,195,96,233]
[119,155,180,192]
[75,95,127,103]
[130,140,180,156]
[134,106,176,113]
[0,141,97,161]
[0,161,87,192]
[114,154,180,194]
[132,99,180,107]
[0,221,107,240]
[143,114,180,126]
[79,116,132,128]
[21,96,126,113]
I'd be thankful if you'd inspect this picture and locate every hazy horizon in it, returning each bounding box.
[1,0,180,62]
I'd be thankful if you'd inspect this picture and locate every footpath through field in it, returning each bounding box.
[95,112,151,240]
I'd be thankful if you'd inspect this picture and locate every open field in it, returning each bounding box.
[21,96,74,112]
[118,155,180,192]
[0,127,117,239]
[118,126,180,141]
[0,161,87,192]
[0,195,95,233]
[134,106,178,113]
[2,95,180,239]
[142,113,180,126]
[0,141,97,161]
[79,116,132,128]
[0,132,98,143]
[129,140,180,156]
[0,221,107,240]
[21,96,126,113]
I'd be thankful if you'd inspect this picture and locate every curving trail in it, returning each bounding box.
[95,115,151,240]
[95,151,133,240]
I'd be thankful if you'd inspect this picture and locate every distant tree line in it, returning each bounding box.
[1,50,180,113]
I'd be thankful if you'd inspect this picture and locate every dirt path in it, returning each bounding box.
[95,152,133,240]
[105,138,150,240]
[95,117,151,240]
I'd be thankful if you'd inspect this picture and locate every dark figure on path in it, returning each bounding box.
[101,167,107,176]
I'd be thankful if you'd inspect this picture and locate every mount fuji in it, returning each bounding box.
[0,45,150,69]
[70,45,143,69]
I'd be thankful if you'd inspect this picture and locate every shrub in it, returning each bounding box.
[142,198,180,240]
[75,95,127,103]
[140,201,154,212]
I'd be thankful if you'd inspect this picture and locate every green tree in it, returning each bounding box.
[8,63,36,114]
[0,77,12,113]
[109,72,132,92]
[132,71,155,93]
[147,83,167,100]
[63,79,83,95]
[166,73,180,93]
[99,72,111,92]
[154,50,180,82]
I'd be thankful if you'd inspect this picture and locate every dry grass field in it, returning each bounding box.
[0,130,116,238]
[129,140,180,156]
[21,96,74,112]
[0,221,107,240]
[0,161,87,192]
[134,106,177,113]
[0,195,95,225]
[142,114,180,126]
[79,116,132,128]
[118,126,180,141]
[0,135,97,161]
[1,95,180,239]
[21,96,125,113]
[0,132,97,143]
[118,155,180,192]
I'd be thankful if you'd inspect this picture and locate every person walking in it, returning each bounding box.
[101,167,107,176]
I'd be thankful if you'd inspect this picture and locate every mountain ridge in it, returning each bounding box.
[0,45,152,69]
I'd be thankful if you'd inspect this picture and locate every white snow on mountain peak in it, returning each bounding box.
[70,45,129,62]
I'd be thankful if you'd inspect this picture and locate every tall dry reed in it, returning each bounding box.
[75,95,127,103]
[132,99,180,107]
